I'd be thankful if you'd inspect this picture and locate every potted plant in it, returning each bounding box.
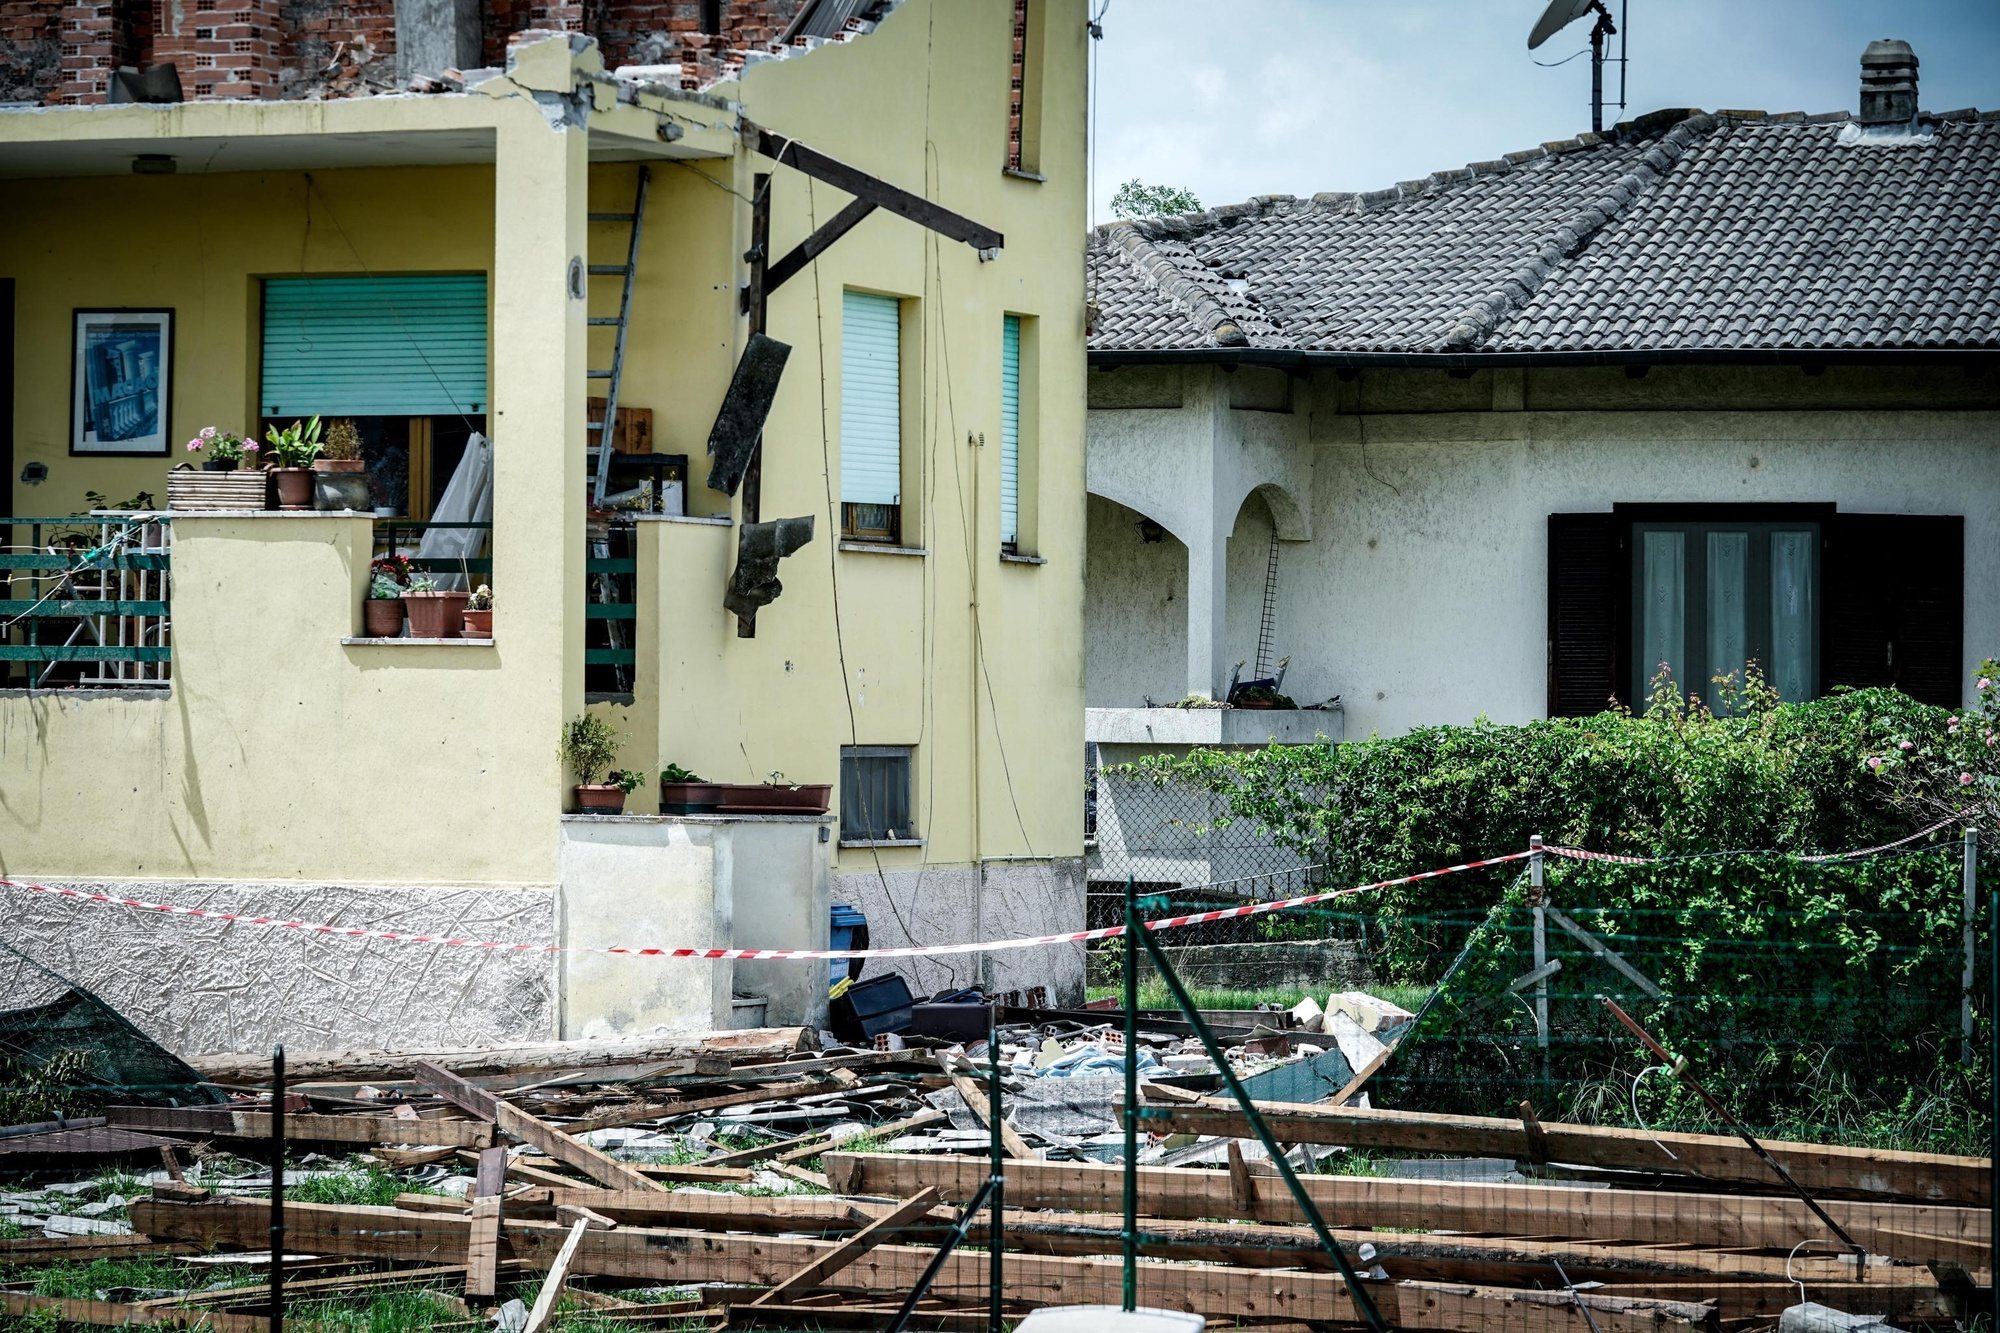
[660,762,726,814]
[314,418,370,511]
[264,415,323,510]
[713,771,833,815]
[461,584,493,638]
[364,556,408,637]
[402,573,469,639]
[561,713,626,812]
[184,425,258,472]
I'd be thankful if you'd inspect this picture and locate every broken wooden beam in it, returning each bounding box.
[522,1217,591,1333]
[948,1074,1034,1160]
[107,1105,494,1149]
[416,1060,663,1193]
[751,1186,942,1306]
[1129,1098,1990,1204]
[184,1028,817,1084]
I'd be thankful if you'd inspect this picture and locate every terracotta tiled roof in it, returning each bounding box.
[1088,107,2000,355]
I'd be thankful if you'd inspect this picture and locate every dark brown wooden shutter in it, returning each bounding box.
[1547,512,1624,717]
[1823,514,1964,707]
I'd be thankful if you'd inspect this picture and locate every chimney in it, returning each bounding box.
[1858,39,1918,125]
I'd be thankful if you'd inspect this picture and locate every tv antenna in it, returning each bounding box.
[1528,0,1627,133]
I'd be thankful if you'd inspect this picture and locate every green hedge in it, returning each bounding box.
[1119,688,1989,1148]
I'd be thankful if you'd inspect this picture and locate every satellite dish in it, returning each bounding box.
[1528,0,1596,49]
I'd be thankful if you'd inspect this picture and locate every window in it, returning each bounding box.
[840,290,903,544]
[840,745,915,844]
[1000,315,1021,551]
[1005,0,1042,175]
[1632,520,1818,708]
[1548,507,1965,716]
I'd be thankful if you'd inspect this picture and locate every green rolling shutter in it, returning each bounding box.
[1000,315,1021,546]
[840,290,901,506]
[261,275,488,417]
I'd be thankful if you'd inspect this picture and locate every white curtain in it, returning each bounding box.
[415,432,492,591]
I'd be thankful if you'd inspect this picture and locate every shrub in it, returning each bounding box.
[560,713,622,787]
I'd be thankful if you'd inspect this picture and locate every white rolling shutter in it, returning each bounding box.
[840,291,901,506]
[999,315,1021,546]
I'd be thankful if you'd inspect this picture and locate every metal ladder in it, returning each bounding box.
[588,165,650,506]
[1253,528,1281,678]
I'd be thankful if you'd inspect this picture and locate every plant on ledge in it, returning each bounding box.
[264,416,323,510]
[562,713,629,813]
[363,557,407,638]
[461,584,494,638]
[185,425,258,471]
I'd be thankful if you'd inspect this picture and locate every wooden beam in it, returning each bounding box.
[130,1198,1715,1332]
[416,1061,663,1193]
[1130,1098,1990,1204]
[743,123,1004,253]
[564,1078,833,1134]
[466,1144,508,1300]
[1,1291,273,1332]
[522,1217,591,1333]
[765,198,877,294]
[108,1105,493,1149]
[950,1074,1034,1160]
[184,1029,814,1084]
[1543,905,1666,999]
[751,1186,942,1306]
[825,1153,1991,1267]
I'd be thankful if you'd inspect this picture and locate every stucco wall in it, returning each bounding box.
[1083,493,1185,707]
[1086,364,1999,738]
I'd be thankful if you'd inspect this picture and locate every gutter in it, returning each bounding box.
[1087,347,2000,371]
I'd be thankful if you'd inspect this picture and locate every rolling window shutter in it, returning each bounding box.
[999,315,1021,545]
[840,291,901,506]
[1824,514,1964,706]
[261,276,487,417]
[1547,512,1623,717]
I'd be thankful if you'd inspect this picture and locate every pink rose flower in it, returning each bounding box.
[1898,740,1915,751]
[1961,772,1976,786]
[1866,756,1882,771]
[1981,678,1993,691]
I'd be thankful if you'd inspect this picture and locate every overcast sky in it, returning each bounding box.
[1087,0,2000,222]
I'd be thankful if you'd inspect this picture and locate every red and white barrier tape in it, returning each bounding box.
[1544,814,1965,867]
[0,850,1533,962]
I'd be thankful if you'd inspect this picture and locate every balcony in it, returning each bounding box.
[1,514,172,691]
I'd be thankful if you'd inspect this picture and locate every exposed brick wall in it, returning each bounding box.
[1005,0,1025,169]
[30,0,811,105]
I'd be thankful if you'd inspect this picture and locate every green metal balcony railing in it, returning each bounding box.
[0,514,173,688]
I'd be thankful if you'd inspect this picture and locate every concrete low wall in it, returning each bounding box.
[1088,938,1373,994]
[0,879,558,1058]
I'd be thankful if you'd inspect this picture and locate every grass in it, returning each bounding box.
[282,1287,466,1331]
[0,1219,27,1240]
[270,1163,445,1209]
[21,1255,192,1299]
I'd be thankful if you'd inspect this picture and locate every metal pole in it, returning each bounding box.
[1965,828,1980,1064]
[1530,835,1550,1088]
[269,1043,285,1333]
[884,1179,996,1333]
[1121,874,1138,1314]
[1590,20,1604,133]
[987,1006,1004,1333]
[1987,884,1996,1329]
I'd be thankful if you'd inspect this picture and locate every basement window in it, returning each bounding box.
[840,745,916,845]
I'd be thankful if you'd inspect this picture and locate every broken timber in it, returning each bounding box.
[1128,1098,1989,1204]
[130,1198,1717,1332]
[415,1060,663,1193]
[106,1105,493,1149]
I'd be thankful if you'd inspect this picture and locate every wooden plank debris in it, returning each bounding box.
[750,1186,942,1306]
[416,1060,664,1193]
[948,1073,1034,1160]
[108,1105,494,1148]
[522,1217,591,1333]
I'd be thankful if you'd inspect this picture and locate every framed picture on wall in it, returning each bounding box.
[71,308,173,456]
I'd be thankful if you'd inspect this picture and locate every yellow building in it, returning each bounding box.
[0,0,1088,1054]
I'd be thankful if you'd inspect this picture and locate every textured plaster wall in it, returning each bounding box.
[832,859,1085,1004]
[0,879,555,1056]
[1082,493,1185,708]
[1293,374,1999,738]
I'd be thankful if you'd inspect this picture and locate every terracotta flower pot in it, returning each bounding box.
[660,781,726,814]
[713,782,832,815]
[460,608,493,637]
[272,467,314,510]
[574,784,627,813]
[363,598,404,637]
[404,589,469,639]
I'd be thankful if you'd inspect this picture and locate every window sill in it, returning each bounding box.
[1000,551,1046,566]
[1002,167,1046,184]
[840,837,926,849]
[839,542,927,558]
[342,636,496,647]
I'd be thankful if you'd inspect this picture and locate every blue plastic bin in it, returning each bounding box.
[830,902,869,992]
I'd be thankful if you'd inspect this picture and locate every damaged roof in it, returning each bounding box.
[1087,107,2000,357]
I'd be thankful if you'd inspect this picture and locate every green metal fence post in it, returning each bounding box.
[1121,873,1138,1314]
[988,1004,1004,1333]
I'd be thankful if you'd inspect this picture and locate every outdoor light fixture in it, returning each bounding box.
[1136,518,1166,544]
[131,154,177,175]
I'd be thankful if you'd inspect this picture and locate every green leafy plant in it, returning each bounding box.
[1110,178,1202,219]
[1866,656,2000,831]
[609,769,646,796]
[660,762,704,783]
[185,424,257,467]
[367,572,403,600]
[465,584,493,611]
[264,415,324,468]
[406,574,438,594]
[561,713,622,787]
